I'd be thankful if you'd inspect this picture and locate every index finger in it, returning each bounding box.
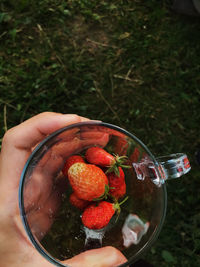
[0,112,88,192]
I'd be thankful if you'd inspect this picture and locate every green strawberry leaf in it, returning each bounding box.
[106,154,131,176]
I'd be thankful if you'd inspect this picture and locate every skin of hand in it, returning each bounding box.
[0,112,127,267]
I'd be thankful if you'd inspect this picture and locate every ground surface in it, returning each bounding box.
[0,1,200,266]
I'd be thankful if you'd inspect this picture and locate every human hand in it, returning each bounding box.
[0,112,127,267]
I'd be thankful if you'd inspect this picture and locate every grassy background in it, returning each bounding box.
[0,0,200,266]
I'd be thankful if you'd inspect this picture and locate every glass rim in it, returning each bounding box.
[19,121,167,267]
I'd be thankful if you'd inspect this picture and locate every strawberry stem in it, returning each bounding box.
[105,154,131,177]
[114,196,129,215]
[119,196,129,206]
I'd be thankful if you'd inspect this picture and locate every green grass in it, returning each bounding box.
[1,0,200,266]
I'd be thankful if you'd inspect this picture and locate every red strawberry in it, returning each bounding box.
[108,166,125,182]
[111,182,126,200]
[62,155,85,177]
[81,201,116,229]
[107,167,126,199]
[69,192,90,210]
[85,147,115,167]
[85,146,130,176]
[68,162,109,201]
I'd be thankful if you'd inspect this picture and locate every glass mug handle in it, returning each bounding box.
[133,153,191,186]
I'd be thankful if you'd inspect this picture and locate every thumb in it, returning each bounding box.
[64,246,127,267]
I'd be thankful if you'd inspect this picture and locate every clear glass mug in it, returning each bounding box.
[19,122,191,266]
